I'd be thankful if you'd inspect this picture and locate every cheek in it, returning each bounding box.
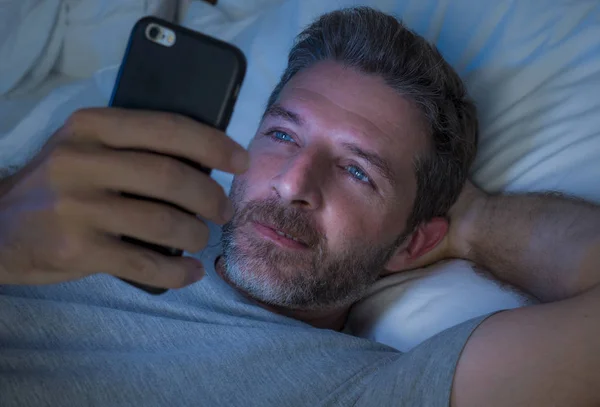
[320,191,382,246]
[236,148,284,200]
[322,190,410,250]
[250,147,283,173]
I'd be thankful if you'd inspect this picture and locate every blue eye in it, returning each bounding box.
[346,165,370,183]
[270,130,295,143]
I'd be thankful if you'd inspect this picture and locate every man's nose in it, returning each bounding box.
[271,149,325,210]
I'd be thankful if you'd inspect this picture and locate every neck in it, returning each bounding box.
[215,257,350,331]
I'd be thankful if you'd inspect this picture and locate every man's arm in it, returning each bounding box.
[448,188,600,407]
[464,192,600,302]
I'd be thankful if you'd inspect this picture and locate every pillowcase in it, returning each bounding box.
[346,260,535,352]
[210,0,285,21]
[0,0,178,135]
[55,0,178,79]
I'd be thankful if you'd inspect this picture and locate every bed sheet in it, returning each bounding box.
[0,0,178,134]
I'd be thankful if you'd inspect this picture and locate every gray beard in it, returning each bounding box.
[220,178,406,312]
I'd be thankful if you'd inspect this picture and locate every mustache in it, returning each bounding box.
[234,198,324,247]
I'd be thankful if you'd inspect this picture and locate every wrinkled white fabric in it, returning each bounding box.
[0,0,178,132]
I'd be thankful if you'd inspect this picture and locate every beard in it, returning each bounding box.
[221,177,407,312]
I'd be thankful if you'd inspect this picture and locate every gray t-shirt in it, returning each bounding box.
[0,225,490,407]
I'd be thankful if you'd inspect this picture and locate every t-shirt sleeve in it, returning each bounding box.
[355,313,497,407]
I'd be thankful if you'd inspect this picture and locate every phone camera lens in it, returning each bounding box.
[149,26,161,40]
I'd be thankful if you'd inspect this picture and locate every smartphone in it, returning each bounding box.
[109,16,246,294]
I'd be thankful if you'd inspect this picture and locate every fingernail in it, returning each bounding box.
[188,265,205,284]
[232,150,250,173]
[222,199,234,222]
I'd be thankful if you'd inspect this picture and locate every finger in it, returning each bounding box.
[62,193,210,253]
[2,268,88,286]
[87,234,205,289]
[62,108,249,174]
[49,147,233,224]
[20,221,203,289]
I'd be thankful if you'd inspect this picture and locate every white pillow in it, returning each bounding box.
[212,0,285,21]
[182,0,600,349]
[346,260,535,352]
[0,0,178,135]
[0,0,177,94]
[0,0,62,96]
[55,0,178,79]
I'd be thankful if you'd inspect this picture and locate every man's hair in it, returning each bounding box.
[266,7,479,231]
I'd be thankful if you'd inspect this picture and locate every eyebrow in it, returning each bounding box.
[263,103,395,186]
[263,103,304,126]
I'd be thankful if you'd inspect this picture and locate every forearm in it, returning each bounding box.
[464,192,600,302]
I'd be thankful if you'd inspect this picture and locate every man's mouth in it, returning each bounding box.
[251,222,310,249]
[273,229,303,243]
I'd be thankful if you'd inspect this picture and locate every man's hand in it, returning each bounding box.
[0,108,249,288]
[409,180,488,269]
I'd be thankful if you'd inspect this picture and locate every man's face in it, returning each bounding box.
[221,61,428,311]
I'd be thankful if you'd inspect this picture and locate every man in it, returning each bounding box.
[0,7,598,407]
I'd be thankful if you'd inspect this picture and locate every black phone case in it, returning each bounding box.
[109,16,246,294]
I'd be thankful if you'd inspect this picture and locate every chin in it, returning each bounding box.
[224,232,303,290]
[221,219,386,311]
[220,250,368,312]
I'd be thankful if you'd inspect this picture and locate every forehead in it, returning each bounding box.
[273,60,428,188]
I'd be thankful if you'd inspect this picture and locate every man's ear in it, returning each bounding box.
[381,217,448,276]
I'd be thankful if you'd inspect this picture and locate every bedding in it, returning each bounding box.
[0,0,178,133]
[1,0,599,351]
